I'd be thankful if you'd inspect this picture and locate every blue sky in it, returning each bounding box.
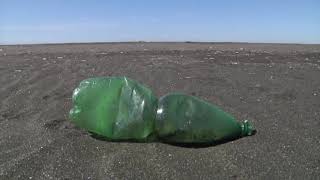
[1,0,319,44]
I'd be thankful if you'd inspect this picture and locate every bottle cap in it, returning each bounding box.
[241,120,256,136]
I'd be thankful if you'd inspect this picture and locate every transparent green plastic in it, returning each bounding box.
[69,77,158,141]
[69,76,255,143]
[155,93,254,143]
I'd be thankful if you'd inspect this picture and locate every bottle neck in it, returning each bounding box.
[241,120,256,136]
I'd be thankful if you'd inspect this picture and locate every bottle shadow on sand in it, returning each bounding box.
[89,130,256,148]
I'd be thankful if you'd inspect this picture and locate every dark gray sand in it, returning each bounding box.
[0,42,319,179]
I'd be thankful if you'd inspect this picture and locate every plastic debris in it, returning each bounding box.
[70,77,158,141]
[69,77,255,143]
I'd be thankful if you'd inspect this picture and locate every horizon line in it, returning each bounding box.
[1,41,320,46]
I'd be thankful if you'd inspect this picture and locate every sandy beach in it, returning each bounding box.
[0,42,319,179]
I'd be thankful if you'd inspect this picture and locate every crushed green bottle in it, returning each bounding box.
[69,76,255,143]
[69,77,158,141]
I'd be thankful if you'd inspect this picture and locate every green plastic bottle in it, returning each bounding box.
[69,76,255,143]
[69,77,158,141]
[155,93,255,143]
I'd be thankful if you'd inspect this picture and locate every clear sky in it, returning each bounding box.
[1,0,319,44]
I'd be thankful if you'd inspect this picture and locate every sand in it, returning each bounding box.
[0,42,319,179]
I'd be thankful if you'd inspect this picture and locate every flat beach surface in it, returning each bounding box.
[0,42,319,179]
